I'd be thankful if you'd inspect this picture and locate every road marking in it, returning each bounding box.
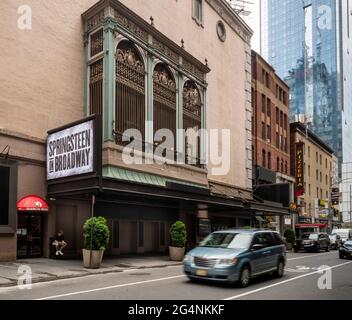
[287,252,335,261]
[224,260,352,300]
[36,275,186,300]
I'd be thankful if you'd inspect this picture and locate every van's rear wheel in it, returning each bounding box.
[239,266,251,288]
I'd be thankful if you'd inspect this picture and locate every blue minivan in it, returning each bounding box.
[183,229,286,287]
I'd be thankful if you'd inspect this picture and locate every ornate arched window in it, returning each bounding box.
[153,64,177,156]
[115,41,145,145]
[183,81,201,166]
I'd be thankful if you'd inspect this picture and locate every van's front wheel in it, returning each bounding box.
[238,266,251,288]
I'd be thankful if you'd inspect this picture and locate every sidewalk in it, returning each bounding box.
[0,255,182,287]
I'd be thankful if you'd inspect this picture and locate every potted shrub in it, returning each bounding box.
[169,221,187,261]
[82,216,110,269]
[283,228,295,251]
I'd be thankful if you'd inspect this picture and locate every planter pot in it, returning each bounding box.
[82,249,104,269]
[169,246,185,261]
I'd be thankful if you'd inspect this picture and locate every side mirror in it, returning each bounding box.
[251,244,265,251]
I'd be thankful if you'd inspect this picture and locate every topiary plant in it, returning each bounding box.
[284,228,296,244]
[242,226,252,230]
[83,216,110,251]
[170,221,187,248]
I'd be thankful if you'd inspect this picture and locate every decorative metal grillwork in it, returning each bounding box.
[153,65,177,108]
[90,29,103,57]
[183,81,202,167]
[115,42,146,145]
[153,64,177,159]
[116,46,145,94]
[89,59,103,115]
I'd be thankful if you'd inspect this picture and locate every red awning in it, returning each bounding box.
[17,195,49,212]
[295,224,327,229]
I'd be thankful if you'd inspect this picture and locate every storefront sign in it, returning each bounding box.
[47,119,94,180]
[295,142,305,197]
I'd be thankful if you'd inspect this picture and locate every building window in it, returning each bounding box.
[115,41,146,145]
[316,169,319,181]
[267,98,271,117]
[276,132,279,148]
[262,122,266,139]
[284,137,288,152]
[276,107,279,124]
[193,0,203,25]
[154,63,177,160]
[267,124,271,141]
[308,146,310,158]
[280,111,283,127]
[309,184,311,196]
[281,160,284,173]
[320,172,322,183]
[325,159,328,168]
[320,155,322,165]
[277,157,280,171]
[316,152,318,162]
[268,152,271,169]
[308,165,311,177]
[262,150,266,167]
[261,94,266,113]
[284,114,287,130]
[285,161,288,174]
[184,81,202,166]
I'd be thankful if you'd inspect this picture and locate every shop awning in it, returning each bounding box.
[17,195,49,212]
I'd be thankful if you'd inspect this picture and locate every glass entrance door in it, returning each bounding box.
[17,213,43,259]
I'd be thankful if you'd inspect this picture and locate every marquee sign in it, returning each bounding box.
[295,142,305,197]
[47,117,99,181]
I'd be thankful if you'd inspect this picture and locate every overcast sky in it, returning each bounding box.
[242,1,261,52]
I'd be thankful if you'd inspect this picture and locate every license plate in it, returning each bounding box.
[196,269,208,277]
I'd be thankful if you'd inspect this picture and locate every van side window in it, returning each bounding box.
[272,233,284,245]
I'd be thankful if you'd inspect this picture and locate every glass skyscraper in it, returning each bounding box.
[261,0,352,168]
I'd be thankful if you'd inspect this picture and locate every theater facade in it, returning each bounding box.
[0,0,288,261]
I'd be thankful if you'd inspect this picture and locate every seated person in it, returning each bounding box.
[52,230,67,256]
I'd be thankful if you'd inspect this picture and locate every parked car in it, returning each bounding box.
[293,233,330,253]
[339,240,352,259]
[329,234,342,250]
[332,229,352,244]
[183,229,286,288]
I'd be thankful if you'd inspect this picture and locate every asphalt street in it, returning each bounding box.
[0,251,351,300]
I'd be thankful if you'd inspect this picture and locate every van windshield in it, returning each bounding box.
[200,233,252,249]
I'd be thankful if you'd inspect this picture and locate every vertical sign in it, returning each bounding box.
[295,142,305,197]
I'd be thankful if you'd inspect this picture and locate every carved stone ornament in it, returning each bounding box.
[183,82,201,117]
